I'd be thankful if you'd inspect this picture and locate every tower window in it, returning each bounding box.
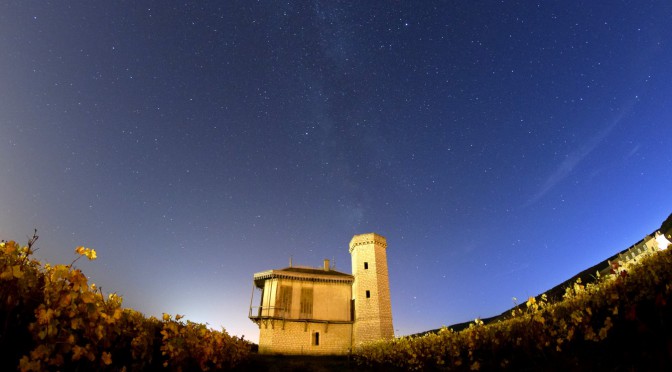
[364,262,368,269]
[313,332,320,346]
[366,290,371,298]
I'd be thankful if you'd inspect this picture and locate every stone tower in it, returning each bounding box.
[349,233,394,345]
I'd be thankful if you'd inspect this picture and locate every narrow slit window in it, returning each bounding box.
[366,290,370,298]
[314,332,320,346]
[364,262,368,269]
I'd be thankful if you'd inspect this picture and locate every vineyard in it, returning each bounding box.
[354,242,672,370]
[0,232,251,371]
[3,231,671,371]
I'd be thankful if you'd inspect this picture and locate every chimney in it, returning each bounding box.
[323,259,330,271]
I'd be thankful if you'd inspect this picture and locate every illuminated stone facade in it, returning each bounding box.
[350,233,394,345]
[249,233,394,355]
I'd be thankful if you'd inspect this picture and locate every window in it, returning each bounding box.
[300,288,313,319]
[277,285,292,317]
[366,290,370,298]
[313,332,320,346]
[364,262,368,270]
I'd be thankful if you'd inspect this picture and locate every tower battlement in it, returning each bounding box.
[349,233,387,252]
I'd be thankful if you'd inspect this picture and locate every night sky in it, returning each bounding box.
[1,1,671,342]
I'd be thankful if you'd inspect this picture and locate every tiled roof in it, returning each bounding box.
[252,266,354,286]
[277,266,352,277]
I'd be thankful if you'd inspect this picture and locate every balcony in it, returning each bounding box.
[249,306,288,324]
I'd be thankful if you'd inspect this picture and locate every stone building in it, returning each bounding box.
[248,233,394,355]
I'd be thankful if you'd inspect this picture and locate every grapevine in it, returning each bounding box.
[0,232,251,371]
[355,245,672,370]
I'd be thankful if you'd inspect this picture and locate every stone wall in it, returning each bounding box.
[350,233,394,345]
[258,321,353,355]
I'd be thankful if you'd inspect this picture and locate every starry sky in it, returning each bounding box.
[1,1,671,342]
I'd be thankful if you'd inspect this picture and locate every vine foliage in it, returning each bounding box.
[355,242,672,370]
[1,231,250,371]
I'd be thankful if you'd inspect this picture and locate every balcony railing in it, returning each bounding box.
[248,306,287,320]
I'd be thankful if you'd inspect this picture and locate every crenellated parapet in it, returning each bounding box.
[349,233,387,253]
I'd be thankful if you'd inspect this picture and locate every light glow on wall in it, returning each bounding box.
[655,232,671,250]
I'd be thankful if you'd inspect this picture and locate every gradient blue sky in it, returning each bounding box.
[1,1,671,342]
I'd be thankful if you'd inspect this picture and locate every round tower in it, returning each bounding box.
[349,233,394,345]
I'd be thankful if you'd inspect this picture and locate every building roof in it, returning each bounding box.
[278,266,352,276]
[252,266,354,287]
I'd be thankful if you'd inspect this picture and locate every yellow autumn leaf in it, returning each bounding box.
[107,293,122,306]
[2,241,17,254]
[81,292,95,304]
[31,344,51,359]
[85,248,97,260]
[75,246,97,260]
[0,268,12,280]
[19,355,41,372]
[526,296,536,308]
[70,270,87,290]
[71,317,83,330]
[12,265,23,279]
[95,324,105,340]
[113,308,123,320]
[51,265,70,281]
[37,308,54,324]
[101,351,112,365]
[59,293,72,307]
